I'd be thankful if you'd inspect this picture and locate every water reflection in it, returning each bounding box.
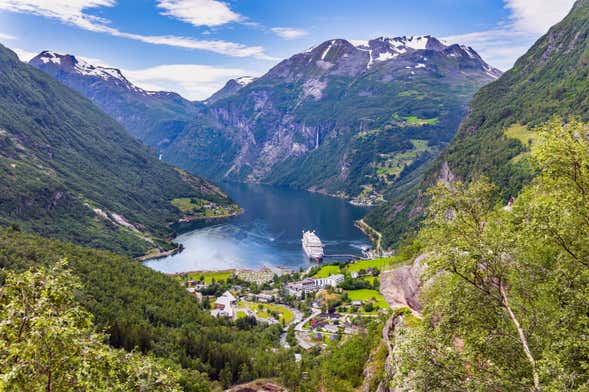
[144,183,370,273]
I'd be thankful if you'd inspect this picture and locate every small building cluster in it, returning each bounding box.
[285,274,345,298]
[236,268,276,285]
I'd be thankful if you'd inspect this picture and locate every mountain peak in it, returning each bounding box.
[30,51,140,91]
[205,76,257,104]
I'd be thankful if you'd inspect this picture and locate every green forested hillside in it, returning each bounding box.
[0,44,231,256]
[0,263,184,391]
[0,228,293,390]
[367,0,589,247]
[387,121,589,391]
[442,0,589,194]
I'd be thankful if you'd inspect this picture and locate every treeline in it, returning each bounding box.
[0,229,293,390]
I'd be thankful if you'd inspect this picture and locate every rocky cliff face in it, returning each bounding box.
[165,36,501,204]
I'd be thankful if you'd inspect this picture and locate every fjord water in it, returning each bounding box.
[145,183,371,273]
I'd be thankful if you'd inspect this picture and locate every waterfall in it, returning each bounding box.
[315,129,319,149]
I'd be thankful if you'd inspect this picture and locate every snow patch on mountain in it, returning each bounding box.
[403,36,430,50]
[31,51,153,95]
[321,40,336,61]
[375,51,398,62]
[235,76,256,87]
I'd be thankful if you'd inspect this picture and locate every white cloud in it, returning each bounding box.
[0,0,272,59]
[123,64,257,100]
[12,47,37,61]
[0,32,15,40]
[0,0,116,29]
[271,27,308,40]
[157,0,241,27]
[443,29,531,70]
[444,0,576,71]
[115,31,272,59]
[505,0,576,34]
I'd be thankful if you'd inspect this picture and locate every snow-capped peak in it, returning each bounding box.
[31,51,149,94]
[390,35,431,50]
[353,35,450,68]
[36,51,63,65]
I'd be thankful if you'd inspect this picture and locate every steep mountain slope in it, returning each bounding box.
[0,44,232,256]
[29,51,199,147]
[366,0,587,247]
[164,36,501,204]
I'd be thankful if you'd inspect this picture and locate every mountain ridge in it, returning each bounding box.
[29,50,200,147]
[29,35,501,207]
[164,34,501,205]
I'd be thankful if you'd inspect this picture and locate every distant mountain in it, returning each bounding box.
[30,36,500,207]
[164,35,501,204]
[0,44,232,256]
[29,51,199,148]
[366,0,589,247]
[205,76,257,105]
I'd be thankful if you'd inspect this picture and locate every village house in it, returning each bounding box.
[211,291,237,318]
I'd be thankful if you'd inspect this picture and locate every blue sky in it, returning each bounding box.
[0,0,577,100]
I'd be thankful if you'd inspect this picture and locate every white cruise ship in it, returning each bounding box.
[302,230,324,261]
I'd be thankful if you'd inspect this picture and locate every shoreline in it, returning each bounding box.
[355,218,383,255]
[165,265,294,277]
[136,245,183,262]
[177,207,244,224]
[137,208,244,262]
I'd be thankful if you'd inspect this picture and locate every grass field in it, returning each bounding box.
[404,115,439,126]
[240,302,295,324]
[265,304,295,324]
[347,257,401,273]
[312,264,342,278]
[505,124,538,146]
[346,289,389,309]
[174,270,235,284]
[171,197,205,213]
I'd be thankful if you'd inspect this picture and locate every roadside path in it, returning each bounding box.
[356,219,383,255]
[294,307,321,350]
[279,306,304,349]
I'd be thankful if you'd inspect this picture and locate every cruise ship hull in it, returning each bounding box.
[302,231,324,262]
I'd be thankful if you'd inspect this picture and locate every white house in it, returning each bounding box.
[212,291,237,318]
